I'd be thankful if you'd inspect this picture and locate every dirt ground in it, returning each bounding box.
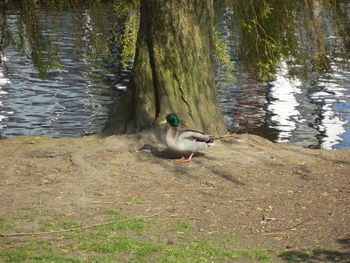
[0,129,349,261]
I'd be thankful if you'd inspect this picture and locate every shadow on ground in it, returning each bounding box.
[279,238,350,262]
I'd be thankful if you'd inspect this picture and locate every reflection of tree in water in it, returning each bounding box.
[0,0,132,138]
[0,0,133,77]
[0,0,62,77]
[227,0,350,81]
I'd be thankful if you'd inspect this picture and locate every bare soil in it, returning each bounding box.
[0,130,349,261]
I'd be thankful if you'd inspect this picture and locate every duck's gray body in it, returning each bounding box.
[165,126,214,154]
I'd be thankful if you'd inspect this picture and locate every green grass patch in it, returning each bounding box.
[169,219,194,233]
[100,216,147,233]
[160,239,270,263]
[167,219,195,241]
[103,209,147,232]
[0,212,274,263]
[104,209,122,216]
[224,235,242,244]
[80,235,164,262]
[28,254,85,263]
[0,217,14,231]
[124,199,145,205]
[60,221,81,229]
[112,217,146,232]
[0,244,35,263]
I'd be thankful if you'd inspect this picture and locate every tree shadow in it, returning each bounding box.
[217,171,246,185]
[279,237,350,262]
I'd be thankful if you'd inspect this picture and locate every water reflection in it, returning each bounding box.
[0,11,119,138]
[268,62,302,144]
[267,59,350,149]
[266,62,349,149]
[0,55,11,131]
[313,63,350,149]
[216,1,350,149]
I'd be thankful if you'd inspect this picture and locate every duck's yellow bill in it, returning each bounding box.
[159,120,167,125]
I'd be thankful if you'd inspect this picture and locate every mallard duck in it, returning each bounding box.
[159,113,214,163]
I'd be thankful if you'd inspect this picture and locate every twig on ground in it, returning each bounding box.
[260,218,314,236]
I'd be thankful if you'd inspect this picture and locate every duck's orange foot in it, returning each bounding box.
[175,156,188,163]
[175,153,194,163]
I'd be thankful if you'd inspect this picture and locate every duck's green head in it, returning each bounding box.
[166,113,179,127]
[160,113,179,127]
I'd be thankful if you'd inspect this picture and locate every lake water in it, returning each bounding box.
[0,11,125,138]
[216,2,350,149]
[1,4,350,149]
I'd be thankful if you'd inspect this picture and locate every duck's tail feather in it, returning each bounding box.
[206,138,214,146]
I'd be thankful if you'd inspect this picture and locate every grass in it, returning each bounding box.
[168,219,194,233]
[159,239,270,263]
[38,221,81,232]
[0,217,14,231]
[0,210,275,263]
[124,199,146,205]
[80,235,164,262]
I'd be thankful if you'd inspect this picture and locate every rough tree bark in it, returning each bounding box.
[105,0,227,135]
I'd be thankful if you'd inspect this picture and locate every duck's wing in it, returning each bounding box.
[178,129,213,143]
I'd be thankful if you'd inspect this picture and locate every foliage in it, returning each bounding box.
[213,27,236,86]
[115,9,139,70]
[72,1,117,74]
[73,0,139,72]
[227,0,302,82]
[109,0,140,70]
[225,0,350,82]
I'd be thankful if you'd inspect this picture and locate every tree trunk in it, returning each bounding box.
[304,0,330,71]
[105,0,227,135]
